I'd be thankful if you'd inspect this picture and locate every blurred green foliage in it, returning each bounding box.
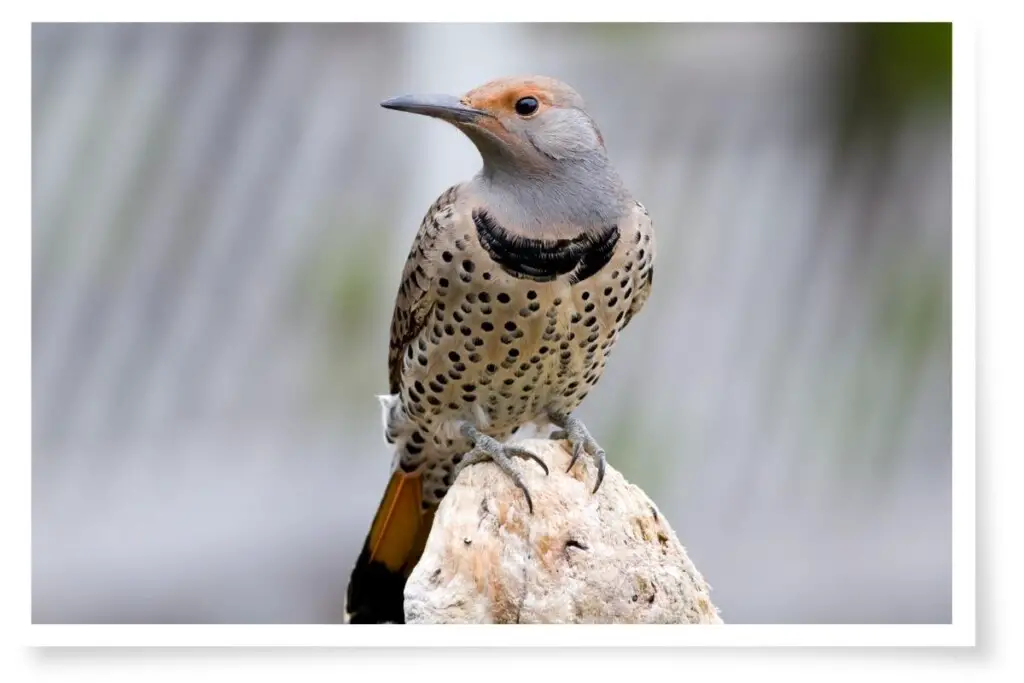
[299,209,392,419]
[838,22,952,138]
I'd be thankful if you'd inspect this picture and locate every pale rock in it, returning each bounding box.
[404,438,723,624]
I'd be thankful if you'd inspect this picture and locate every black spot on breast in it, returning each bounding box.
[442,251,453,262]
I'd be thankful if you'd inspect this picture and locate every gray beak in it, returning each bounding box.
[380,93,487,123]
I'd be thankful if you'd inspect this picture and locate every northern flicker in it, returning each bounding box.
[344,75,656,623]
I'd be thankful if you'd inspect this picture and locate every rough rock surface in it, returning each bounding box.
[404,438,723,624]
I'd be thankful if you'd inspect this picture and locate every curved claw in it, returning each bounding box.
[452,446,487,481]
[456,423,543,514]
[566,439,585,473]
[592,448,607,494]
[548,411,608,494]
[520,485,535,514]
[508,446,550,476]
[499,459,535,514]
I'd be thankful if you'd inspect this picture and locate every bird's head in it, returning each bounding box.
[381,75,609,175]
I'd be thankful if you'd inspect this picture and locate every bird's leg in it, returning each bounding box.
[454,423,549,514]
[547,410,607,494]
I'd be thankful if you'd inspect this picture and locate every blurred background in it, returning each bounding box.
[31,22,952,624]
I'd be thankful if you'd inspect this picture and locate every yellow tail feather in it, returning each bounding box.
[367,470,427,572]
[346,469,436,623]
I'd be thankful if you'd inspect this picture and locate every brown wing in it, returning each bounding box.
[386,184,462,395]
[621,200,656,329]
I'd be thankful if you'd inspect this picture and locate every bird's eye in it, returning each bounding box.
[514,96,539,117]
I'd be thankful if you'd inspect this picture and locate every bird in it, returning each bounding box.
[344,75,656,624]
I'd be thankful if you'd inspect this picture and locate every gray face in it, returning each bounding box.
[502,104,607,163]
[381,75,630,229]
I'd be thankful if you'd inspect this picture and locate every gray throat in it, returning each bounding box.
[471,154,630,233]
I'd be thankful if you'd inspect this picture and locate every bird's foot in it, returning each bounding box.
[547,411,607,494]
[455,424,549,513]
